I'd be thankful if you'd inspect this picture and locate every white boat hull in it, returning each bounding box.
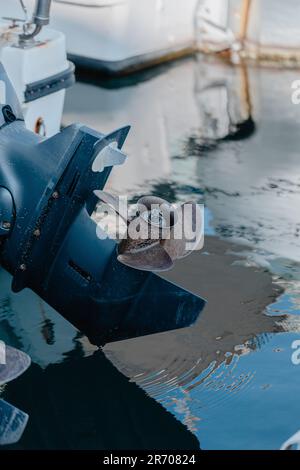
[6,0,198,74]
[197,0,300,63]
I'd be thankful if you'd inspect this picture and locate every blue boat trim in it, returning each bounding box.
[24,61,75,103]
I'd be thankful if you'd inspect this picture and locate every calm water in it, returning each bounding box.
[1,54,300,450]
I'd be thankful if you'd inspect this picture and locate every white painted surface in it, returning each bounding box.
[2,0,198,64]
[250,0,300,48]
[0,13,69,135]
[197,0,300,56]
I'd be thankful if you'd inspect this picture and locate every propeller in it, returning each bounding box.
[95,192,203,272]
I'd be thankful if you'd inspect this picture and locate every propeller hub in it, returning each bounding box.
[141,208,167,228]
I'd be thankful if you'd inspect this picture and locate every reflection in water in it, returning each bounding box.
[197,0,300,65]
[1,53,300,449]
[38,300,55,346]
[65,55,300,264]
[64,58,200,194]
[192,59,300,264]
[0,399,28,446]
[1,350,199,450]
[65,54,300,448]
[104,237,282,399]
[0,346,31,445]
[0,271,78,368]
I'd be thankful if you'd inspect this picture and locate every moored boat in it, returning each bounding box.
[2,0,199,75]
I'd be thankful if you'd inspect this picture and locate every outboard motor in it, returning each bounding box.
[0,65,206,345]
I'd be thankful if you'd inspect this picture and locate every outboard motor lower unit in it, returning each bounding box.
[0,65,206,345]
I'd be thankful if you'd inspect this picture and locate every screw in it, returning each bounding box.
[52,191,59,199]
[19,264,27,271]
[33,229,41,237]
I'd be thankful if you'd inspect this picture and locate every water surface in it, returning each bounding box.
[1,54,300,450]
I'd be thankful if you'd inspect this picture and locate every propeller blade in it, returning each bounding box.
[94,190,128,222]
[118,243,173,271]
[163,202,203,260]
[0,399,28,445]
[137,195,176,227]
[0,346,31,386]
[118,212,161,257]
[137,195,170,210]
